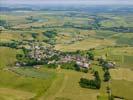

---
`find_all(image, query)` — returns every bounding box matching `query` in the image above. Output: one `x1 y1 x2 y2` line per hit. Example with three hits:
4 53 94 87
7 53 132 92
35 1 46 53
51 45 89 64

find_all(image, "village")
16 43 91 69
16 42 116 71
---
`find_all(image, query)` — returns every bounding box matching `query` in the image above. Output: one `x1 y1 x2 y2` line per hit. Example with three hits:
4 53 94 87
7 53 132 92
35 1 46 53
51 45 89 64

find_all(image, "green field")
41 68 99 100
0 67 99 100
0 67 57 100
0 65 108 100
94 47 133 68
111 80 133 100
0 88 35 100
0 57 133 100
0 47 23 68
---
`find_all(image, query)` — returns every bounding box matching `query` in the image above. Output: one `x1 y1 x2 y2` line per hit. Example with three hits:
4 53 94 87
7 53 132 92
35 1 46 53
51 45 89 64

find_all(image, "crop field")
111 80 133 100
0 32 22 41
0 47 23 68
100 14 133 28
109 67 133 100
0 30 46 42
110 68 133 81
0 11 89 30
93 66 133 100
12 67 56 79
55 38 115 51
0 67 57 100
40 65 116 100
94 47 133 68
1 11 133 47
0 88 35 100
41 68 99 100
0 53 132 100
0 67 105 100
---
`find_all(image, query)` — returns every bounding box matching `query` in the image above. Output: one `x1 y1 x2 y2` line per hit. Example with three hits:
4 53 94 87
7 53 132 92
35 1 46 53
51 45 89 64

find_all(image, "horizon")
1 0 133 5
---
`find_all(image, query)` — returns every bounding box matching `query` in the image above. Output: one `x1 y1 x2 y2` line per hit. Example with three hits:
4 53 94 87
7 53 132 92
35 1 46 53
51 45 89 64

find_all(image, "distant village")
16 43 116 70
15 43 93 69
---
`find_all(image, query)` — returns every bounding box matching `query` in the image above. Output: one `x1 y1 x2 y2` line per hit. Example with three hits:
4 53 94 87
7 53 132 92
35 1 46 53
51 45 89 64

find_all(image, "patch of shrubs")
104 69 111 82
0 42 18 48
79 71 101 89
0 19 11 29
42 30 57 45
60 62 89 73
43 30 57 38
45 63 57 69
80 68 89 73
31 33 38 39
60 61 76 70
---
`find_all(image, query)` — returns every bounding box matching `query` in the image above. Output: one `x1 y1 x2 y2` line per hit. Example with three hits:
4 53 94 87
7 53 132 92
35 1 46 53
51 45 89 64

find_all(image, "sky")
1 0 133 5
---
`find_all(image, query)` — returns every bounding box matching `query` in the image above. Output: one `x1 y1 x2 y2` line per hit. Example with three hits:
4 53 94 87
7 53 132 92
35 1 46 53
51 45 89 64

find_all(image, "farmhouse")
76 61 91 68
0 26 4 29
105 61 116 68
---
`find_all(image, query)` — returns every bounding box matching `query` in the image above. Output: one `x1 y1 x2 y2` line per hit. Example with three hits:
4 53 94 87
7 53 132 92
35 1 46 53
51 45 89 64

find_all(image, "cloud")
1 0 133 5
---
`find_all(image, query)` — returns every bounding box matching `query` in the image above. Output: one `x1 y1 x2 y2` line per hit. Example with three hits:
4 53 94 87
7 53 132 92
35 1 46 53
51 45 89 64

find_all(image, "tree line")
79 71 101 89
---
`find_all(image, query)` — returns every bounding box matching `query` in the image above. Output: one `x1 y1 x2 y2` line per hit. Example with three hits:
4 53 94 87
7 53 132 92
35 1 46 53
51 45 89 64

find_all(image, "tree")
74 64 80 71
82 68 88 73
95 79 101 89
95 71 100 80
16 54 24 60
43 30 57 38
0 20 10 29
104 70 111 82
87 51 94 60
31 33 38 39
49 54 60 61
94 71 101 89
98 58 105 65
79 71 101 89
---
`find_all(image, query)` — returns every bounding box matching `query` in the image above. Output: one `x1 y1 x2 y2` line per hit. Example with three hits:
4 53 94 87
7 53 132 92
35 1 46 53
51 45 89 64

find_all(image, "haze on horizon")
1 0 133 5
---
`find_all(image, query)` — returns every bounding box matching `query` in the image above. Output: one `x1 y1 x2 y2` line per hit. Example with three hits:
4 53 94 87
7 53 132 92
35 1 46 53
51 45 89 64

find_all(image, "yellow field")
41 69 99 100
110 47 133 56
110 68 133 81
0 88 35 100
0 47 22 68
0 31 22 41
55 38 115 51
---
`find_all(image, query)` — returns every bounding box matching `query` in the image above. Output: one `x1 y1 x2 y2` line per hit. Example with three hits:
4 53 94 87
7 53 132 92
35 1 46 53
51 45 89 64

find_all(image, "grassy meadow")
0 67 57 100
93 47 133 68
0 47 23 68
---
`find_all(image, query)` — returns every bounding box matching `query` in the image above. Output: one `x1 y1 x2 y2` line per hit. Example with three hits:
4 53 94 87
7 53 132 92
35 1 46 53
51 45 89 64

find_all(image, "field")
0 47 23 68
110 68 133 81
41 65 133 100
0 68 56 100
111 80 133 100
109 68 133 100
42 69 99 100
0 67 100 100
0 88 35 100
0 56 133 100
0 46 132 100
94 47 133 68
0 63 109 100
1 11 133 48
55 38 115 51
0 6 133 100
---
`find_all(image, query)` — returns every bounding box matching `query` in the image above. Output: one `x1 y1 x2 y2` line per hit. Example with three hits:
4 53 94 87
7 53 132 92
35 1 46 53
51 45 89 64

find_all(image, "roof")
76 61 89 68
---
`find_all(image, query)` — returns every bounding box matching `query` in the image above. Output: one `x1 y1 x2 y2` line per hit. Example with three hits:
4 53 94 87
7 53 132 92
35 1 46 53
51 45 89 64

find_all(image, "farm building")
76 61 91 69
105 62 116 68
